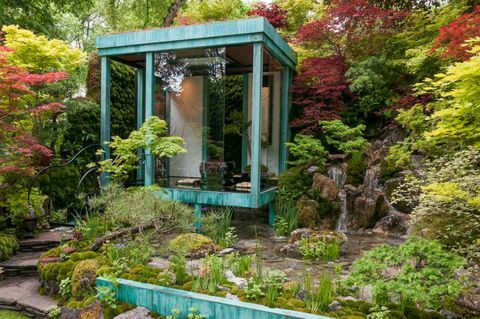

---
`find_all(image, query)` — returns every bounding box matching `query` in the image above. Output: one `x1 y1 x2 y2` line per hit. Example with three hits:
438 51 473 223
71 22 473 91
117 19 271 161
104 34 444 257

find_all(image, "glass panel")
152 45 254 192
261 50 282 190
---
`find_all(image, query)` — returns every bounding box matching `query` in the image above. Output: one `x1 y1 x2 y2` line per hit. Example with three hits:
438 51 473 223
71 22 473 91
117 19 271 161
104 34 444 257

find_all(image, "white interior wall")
168 76 203 177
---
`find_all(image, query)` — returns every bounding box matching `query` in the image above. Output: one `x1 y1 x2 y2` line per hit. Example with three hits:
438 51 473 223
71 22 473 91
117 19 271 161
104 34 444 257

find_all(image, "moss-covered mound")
168 233 215 257
71 259 98 299
0 233 19 260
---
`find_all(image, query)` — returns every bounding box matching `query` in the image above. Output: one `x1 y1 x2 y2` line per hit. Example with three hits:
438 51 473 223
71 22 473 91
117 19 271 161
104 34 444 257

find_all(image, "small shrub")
343 237 466 310
59 277 71 299
299 237 340 261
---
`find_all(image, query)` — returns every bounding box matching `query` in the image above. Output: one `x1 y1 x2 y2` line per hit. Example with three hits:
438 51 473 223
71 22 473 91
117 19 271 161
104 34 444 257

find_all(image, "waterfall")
328 165 347 188
328 164 349 232
363 165 380 190
336 189 348 232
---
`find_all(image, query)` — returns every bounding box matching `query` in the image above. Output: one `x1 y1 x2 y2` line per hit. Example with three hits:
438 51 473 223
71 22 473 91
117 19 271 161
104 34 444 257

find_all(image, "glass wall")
151 45 282 192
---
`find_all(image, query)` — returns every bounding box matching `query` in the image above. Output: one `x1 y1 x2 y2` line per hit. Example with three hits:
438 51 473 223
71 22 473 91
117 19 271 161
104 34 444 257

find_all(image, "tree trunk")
162 0 183 27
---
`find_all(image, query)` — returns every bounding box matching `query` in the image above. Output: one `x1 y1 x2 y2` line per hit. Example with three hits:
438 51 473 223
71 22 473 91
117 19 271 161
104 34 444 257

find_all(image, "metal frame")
97 18 296 224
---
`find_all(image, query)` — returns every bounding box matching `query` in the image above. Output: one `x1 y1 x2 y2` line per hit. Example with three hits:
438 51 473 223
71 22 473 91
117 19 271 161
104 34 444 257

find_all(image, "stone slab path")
0 276 56 318
19 228 73 252
0 251 43 277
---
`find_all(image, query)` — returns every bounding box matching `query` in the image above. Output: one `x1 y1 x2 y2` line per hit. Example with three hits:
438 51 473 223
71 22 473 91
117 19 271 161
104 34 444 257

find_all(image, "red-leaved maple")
290 56 352 133
430 6 480 61
296 0 408 59
247 2 287 29
0 45 67 177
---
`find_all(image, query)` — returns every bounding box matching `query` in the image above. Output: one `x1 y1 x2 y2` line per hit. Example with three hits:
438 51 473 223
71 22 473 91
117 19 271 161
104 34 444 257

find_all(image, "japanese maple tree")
430 6 480 61
247 2 287 29
0 45 67 178
290 55 352 134
296 0 408 59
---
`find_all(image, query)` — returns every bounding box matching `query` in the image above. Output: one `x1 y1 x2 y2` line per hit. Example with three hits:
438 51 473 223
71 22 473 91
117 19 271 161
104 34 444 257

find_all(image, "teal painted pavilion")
97 18 297 225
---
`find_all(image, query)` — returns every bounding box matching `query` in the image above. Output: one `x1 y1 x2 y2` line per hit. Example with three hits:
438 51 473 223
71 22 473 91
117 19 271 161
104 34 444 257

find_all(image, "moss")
168 233 214 256
71 259 98 299
288 298 306 308
358 302 374 314
70 251 97 262
0 234 19 260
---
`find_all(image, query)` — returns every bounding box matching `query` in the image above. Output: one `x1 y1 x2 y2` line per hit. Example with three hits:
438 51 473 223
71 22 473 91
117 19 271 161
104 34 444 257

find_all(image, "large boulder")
346 188 389 231
113 307 154 319
372 214 409 235
311 174 339 202
296 197 321 228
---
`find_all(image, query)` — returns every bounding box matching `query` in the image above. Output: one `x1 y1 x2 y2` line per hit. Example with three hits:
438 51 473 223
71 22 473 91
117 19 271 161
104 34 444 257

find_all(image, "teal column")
136 68 145 183
145 53 155 186
194 203 202 231
278 67 291 173
100 57 111 187
241 73 249 172
251 43 263 197
269 203 275 227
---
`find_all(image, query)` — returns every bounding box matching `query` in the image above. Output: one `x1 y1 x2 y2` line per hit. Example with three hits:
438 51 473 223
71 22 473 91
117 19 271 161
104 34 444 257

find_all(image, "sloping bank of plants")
36 183 470 318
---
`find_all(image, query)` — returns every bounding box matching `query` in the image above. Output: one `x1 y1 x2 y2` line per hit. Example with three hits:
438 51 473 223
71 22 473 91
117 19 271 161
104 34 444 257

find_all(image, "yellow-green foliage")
0 233 18 261
417 40 480 149
71 259 98 299
2 25 85 73
168 233 214 255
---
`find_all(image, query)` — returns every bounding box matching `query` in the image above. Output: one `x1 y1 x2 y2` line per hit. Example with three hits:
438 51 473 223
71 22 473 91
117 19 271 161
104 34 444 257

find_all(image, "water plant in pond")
299 237 340 261
229 253 252 278
192 255 227 293
274 198 298 236
304 272 334 313
202 206 236 248
170 255 188 285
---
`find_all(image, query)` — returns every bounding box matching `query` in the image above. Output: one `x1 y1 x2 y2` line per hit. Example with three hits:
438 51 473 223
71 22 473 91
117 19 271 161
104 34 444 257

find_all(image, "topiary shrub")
0 233 19 260
168 233 216 258
71 259 98 299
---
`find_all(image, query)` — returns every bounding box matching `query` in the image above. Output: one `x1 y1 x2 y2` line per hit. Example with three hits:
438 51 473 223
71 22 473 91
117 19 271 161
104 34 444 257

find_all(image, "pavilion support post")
100 57 111 188
251 43 263 197
194 203 202 231
241 73 249 172
136 68 145 183
279 67 291 173
144 53 155 186
269 202 275 227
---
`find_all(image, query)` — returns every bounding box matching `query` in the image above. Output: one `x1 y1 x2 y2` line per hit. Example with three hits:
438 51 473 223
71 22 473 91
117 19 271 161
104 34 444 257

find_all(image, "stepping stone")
0 251 43 277
0 276 56 318
19 229 73 252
